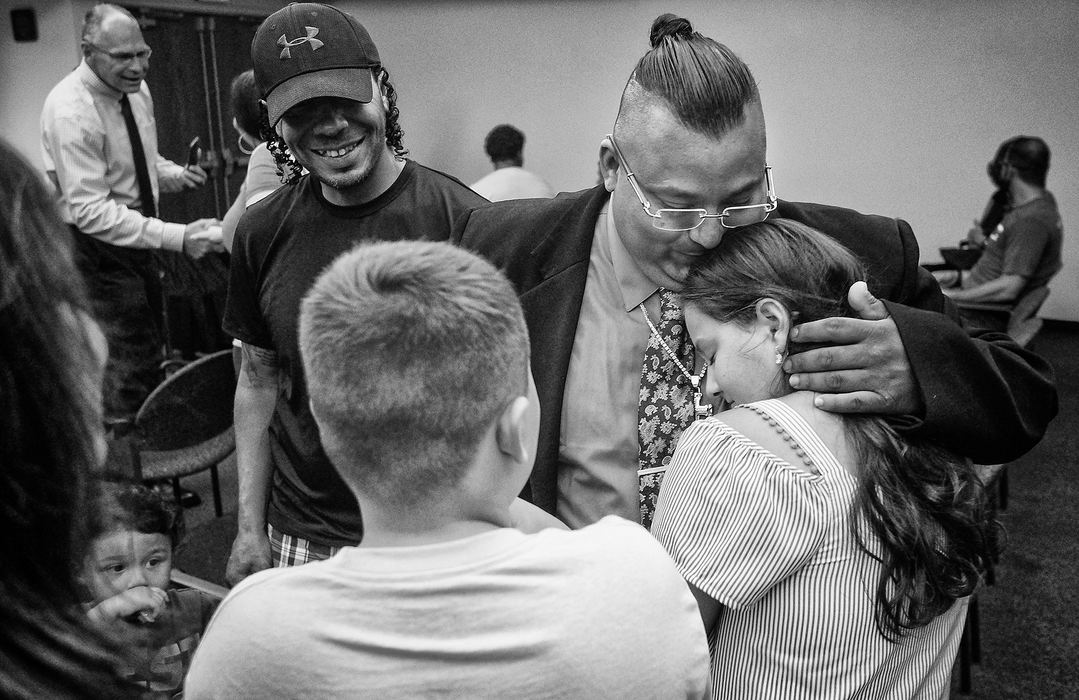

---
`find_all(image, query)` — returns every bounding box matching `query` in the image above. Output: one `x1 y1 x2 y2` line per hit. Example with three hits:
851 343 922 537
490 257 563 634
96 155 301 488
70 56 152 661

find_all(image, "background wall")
2 0 1076 320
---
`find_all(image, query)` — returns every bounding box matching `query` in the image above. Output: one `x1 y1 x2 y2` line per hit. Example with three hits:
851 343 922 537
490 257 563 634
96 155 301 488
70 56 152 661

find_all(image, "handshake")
183 218 226 260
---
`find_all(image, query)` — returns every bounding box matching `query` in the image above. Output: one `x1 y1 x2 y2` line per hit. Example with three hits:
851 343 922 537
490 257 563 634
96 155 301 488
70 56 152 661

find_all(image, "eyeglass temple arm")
606 133 656 214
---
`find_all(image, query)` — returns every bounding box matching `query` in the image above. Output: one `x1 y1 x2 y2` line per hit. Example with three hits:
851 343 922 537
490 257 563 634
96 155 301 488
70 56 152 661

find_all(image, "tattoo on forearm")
241 343 282 387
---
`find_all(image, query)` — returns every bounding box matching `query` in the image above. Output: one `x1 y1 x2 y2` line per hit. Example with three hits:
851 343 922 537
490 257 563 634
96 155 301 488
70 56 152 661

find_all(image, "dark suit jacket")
453 186 1057 514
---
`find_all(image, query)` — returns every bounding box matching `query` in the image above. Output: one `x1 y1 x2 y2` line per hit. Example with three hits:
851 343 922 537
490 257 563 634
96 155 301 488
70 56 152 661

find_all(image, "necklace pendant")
690 375 713 421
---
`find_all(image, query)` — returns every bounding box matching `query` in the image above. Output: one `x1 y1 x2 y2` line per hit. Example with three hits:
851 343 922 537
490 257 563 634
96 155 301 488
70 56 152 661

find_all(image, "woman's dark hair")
0 137 138 697
229 69 262 140
681 218 992 641
619 14 759 139
87 473 180 548
266 66 408 185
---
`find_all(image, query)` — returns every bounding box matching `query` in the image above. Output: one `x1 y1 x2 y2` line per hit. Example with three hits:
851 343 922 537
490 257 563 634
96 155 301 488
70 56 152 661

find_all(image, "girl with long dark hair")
652 218 992 699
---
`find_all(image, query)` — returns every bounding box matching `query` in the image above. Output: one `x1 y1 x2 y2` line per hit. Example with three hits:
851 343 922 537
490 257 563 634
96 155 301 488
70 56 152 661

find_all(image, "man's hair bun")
649 13 694 48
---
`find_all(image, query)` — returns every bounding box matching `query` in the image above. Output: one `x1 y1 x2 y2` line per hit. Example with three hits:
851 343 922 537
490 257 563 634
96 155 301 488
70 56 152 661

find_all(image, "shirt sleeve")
155 154 189 194
42 109 185 252
243 144 284 206
651 420 828 610
222 214 273 348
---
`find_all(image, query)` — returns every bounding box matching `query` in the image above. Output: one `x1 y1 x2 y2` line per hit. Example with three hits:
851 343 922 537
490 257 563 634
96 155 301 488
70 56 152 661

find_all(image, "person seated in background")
80 474 218 697
470 123 555 201
652 219 993 699
0 136 138 698
220 69 284 253
939 136 1063 331
185 240 710 699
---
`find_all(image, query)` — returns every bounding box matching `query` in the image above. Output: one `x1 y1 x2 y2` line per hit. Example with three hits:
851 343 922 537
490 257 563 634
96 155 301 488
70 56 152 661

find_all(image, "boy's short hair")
87 473 179 546
299 240 530 509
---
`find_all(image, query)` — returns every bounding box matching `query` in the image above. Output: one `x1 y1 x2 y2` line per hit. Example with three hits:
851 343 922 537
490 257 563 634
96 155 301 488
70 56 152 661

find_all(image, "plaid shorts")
267 523 342 567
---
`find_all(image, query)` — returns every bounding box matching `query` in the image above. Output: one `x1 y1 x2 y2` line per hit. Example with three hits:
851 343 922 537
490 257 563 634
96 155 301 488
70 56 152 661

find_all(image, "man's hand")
179 164 209 189
182 219 224 259
965 220 987 247
225 528 272 587
783 281 922 415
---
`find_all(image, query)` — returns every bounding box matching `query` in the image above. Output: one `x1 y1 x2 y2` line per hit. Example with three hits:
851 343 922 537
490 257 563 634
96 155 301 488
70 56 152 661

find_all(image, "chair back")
1007 286 1050 347
134 349 236 453
1007 286 1049 332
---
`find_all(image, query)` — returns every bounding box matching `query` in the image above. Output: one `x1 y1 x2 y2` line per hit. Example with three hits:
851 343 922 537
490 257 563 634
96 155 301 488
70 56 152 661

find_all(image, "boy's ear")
495 395 531 464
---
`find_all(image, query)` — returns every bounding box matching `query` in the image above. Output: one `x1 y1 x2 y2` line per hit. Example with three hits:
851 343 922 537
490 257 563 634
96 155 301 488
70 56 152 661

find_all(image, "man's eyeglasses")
86 43 152 63
607 133 776 232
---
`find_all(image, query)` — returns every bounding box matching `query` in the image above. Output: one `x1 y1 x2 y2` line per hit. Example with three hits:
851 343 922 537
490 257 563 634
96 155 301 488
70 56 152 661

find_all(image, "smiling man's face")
277 73 392 205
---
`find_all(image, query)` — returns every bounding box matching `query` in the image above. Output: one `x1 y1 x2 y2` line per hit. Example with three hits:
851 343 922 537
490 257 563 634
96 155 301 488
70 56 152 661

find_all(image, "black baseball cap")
252 3 381 126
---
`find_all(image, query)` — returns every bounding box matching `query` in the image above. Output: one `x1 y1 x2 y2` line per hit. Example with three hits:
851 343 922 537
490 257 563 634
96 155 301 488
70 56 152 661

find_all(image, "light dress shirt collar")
605 203 661 313
76 60 125 101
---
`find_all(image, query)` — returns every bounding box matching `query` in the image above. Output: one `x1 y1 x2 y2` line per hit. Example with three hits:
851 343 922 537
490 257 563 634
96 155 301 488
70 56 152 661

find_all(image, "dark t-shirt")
968 192 1063 291
224 160 488 546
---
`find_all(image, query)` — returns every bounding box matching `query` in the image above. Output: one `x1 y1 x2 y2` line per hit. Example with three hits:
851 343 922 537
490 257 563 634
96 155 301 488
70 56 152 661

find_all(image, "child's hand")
88 586 169 625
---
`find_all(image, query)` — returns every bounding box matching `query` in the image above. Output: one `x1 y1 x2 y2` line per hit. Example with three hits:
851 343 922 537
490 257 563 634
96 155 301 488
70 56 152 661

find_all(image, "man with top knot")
452 13 1056 529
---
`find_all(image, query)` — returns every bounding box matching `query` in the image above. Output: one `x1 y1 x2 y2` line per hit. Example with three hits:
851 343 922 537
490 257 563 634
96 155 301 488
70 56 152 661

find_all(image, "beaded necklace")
638 303 712 421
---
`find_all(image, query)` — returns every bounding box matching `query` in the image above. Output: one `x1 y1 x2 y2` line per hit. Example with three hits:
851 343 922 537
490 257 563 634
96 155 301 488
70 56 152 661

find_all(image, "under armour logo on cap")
253 2 382 125
277 26 324 59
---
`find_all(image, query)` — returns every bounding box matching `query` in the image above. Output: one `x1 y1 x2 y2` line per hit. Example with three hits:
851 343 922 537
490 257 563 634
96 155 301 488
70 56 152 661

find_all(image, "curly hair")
86 473 180 548
680 218 993 641
266 66 408 186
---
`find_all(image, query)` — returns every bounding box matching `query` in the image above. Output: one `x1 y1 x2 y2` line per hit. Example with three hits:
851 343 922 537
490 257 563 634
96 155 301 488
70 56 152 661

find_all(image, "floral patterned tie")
638 289 696 529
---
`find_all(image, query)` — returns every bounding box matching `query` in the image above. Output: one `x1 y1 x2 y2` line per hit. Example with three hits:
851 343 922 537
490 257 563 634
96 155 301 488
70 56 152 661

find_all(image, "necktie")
119 93 157 218
638 289 696 529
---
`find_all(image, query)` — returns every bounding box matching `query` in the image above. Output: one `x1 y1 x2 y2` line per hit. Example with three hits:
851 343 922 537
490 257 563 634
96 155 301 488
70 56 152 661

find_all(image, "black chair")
129 348 237 517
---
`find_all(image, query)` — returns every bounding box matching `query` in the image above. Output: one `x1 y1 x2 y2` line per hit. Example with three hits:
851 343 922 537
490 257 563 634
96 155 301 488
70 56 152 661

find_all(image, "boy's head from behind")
299 241 534 512
79 475 178 604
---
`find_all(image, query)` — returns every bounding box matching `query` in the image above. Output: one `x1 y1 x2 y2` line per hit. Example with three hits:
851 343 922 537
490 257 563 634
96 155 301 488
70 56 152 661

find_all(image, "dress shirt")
556 204 663 528
41 61 188 251
470 166 555 202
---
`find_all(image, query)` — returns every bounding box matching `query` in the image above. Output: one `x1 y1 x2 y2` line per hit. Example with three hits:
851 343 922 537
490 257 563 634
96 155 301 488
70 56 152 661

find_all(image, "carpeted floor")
957 323 1079 698
165 325 1079 697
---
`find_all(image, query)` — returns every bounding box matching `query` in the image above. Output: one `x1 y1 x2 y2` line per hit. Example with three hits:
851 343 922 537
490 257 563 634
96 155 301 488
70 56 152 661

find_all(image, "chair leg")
210 463 223 517
969 596 981 664
998 468 1009 511
959 616 972 694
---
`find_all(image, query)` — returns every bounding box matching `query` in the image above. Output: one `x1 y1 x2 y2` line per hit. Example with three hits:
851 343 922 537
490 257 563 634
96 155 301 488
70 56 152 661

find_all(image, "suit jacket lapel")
519 185 610 512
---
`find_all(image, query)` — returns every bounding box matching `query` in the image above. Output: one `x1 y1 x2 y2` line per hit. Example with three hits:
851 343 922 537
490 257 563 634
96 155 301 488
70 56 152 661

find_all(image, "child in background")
80 475 218 698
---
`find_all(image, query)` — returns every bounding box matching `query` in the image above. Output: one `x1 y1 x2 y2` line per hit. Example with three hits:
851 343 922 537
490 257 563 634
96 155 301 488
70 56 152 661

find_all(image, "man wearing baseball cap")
223 2 487 585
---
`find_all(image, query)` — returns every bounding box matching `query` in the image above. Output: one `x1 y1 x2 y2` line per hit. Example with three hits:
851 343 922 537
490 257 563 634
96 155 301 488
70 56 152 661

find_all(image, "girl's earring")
775 347 785 365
